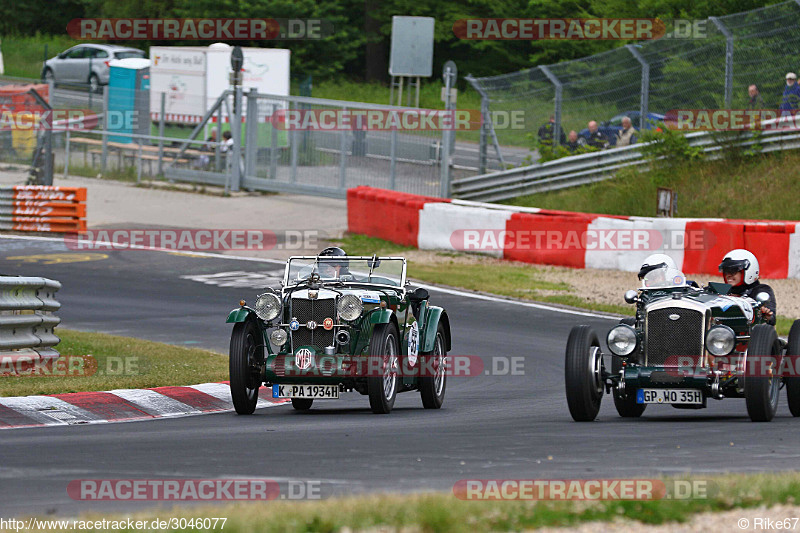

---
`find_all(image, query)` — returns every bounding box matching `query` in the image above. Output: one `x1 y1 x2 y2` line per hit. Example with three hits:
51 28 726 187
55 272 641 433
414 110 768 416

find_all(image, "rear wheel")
420 323 447 409
367 322 399 414
786 320 800 417
89 73 100 93
291 398 313 411
745 324 781 422
565 325 604 421
229 320 263 415
611 356 646 418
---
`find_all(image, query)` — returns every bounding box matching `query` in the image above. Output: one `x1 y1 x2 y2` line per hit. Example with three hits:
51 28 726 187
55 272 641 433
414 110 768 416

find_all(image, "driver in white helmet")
719 249 776 325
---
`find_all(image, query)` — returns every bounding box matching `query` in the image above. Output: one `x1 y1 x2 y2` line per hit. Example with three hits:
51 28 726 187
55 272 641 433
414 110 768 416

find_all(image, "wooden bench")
89 150 191 174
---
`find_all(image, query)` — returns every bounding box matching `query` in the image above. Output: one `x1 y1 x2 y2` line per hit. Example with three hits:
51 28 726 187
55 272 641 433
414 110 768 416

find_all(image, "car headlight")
254 293 281 321
706 325 735 356
607 325 637 356
269 328 288 346
337 294 363 321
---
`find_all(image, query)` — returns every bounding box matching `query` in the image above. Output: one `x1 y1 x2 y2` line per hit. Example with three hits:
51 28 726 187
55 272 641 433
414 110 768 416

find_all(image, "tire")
785 320 800 417
367 322 399 414
420 323 447 409
745 324 781 422
565 325 604 421
229 320 263 415
291 398 313 411
89 73 100 93
42 69 55 84
611 355 646 417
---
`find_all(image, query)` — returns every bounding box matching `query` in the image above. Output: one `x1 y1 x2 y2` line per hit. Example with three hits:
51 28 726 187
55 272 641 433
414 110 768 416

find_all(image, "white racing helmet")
638 253 678 280
719 249 759 285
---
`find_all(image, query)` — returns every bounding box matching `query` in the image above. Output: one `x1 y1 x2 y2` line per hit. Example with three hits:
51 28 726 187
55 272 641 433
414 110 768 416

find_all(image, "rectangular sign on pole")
389 16 435 78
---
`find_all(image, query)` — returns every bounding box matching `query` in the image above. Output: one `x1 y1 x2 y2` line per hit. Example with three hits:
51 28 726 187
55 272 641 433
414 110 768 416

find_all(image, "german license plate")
272 384 339 399
636 389 702 404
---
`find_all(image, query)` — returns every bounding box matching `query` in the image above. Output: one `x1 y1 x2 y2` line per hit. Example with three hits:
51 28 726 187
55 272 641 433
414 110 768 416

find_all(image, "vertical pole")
64 127 70 179
389 127 397 190
710 17 733 108
215 102 223 172
231 86 243 192
244 88 258 179
339 106 348 191
270 103 278 181
626 45 650 131
479 97 488 174
415 76 420 108
440 66 454 198
290 101 298 182
136 139 142 183
158 92 165 175
101 88 109 174
540 65 562 147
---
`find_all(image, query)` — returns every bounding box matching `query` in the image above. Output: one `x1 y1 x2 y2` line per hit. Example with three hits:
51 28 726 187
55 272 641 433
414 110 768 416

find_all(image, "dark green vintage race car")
566 265 800 422
226 255 451 414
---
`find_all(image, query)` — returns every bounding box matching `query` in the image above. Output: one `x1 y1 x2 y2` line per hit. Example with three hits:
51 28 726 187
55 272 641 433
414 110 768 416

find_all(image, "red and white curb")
0 382 288 430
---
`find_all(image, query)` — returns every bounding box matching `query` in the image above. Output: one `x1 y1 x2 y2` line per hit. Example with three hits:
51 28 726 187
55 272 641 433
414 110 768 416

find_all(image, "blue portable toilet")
107 58 151 143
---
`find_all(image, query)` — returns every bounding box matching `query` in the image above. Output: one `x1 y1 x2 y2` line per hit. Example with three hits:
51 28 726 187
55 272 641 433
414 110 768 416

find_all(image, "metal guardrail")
451 126 800 202
0 276 62 361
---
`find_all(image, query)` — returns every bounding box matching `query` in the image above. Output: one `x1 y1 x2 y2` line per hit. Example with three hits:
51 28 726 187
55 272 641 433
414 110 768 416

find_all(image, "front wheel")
420 323 447 409
565 325 604 421
611 355 646 418
745 324 781 422
229 320 263 415
785 320 800 417
89 73 101 94
43 69 55 84
367 322 399 414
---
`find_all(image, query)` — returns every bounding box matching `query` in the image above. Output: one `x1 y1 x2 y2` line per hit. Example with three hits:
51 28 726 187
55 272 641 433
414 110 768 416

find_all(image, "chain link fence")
467 0 800 172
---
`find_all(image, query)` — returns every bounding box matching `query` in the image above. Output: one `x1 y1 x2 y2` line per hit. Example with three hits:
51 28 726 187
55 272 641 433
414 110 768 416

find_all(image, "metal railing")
467 1 800 173
452 125 800 202
0 276 61 361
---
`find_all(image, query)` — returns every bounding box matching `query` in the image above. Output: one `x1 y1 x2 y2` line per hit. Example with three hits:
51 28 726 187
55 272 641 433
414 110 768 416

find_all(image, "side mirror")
755 292 770 305
624 290 638 304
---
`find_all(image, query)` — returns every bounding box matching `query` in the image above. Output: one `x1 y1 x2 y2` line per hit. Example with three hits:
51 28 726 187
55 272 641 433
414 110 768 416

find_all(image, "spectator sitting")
565 130 580 152
220 130 234 153
747 84 764 110
615 116 637 147
579 120 609 150
537 114 566 146
780 72 800 111
197 128 218 169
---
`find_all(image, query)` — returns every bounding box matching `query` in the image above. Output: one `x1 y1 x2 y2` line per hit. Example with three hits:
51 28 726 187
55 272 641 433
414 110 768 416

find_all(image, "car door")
58 46 89 82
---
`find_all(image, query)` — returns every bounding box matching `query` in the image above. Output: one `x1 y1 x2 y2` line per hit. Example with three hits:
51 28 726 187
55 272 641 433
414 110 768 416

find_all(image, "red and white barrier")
347 186 800 279
0 186 87 233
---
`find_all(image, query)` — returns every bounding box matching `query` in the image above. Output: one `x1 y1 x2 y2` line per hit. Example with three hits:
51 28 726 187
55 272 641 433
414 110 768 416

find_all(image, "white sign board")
389 16 435 77
149 46 290 123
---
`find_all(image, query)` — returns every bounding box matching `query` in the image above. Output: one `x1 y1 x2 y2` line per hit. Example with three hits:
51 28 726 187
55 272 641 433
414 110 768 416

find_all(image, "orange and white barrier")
347 186 800 279
0 186 87 233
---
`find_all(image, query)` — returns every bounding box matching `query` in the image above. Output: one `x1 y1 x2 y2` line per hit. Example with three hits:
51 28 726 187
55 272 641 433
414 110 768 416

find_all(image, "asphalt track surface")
0 236 798 516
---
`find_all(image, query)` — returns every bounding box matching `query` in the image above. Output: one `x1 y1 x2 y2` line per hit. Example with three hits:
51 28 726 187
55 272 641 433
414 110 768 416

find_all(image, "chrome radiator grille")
645 307 704 366
290 298 336 351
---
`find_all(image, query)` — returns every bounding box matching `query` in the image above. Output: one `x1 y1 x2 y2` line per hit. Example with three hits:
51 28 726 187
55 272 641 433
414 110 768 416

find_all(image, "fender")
226 307 253 323
422 306 452 352
367 308 393 325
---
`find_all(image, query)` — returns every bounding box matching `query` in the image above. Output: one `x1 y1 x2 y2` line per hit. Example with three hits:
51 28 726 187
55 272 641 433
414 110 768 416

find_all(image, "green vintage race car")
565 265 800 422
226 254 451 414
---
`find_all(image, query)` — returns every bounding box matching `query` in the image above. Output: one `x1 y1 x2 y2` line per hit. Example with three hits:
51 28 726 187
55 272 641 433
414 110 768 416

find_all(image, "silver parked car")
41 44 145 91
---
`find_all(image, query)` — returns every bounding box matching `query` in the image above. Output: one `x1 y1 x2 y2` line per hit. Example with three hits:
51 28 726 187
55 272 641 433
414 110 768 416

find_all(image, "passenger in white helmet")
719 249 776 325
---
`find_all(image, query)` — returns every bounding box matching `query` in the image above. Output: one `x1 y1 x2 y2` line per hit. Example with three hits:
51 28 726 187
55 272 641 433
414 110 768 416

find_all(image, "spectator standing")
580 121 609 149
565 130 580 152
780 72 800 111
537 115 566 146
615 116 637 147
747 84 764 110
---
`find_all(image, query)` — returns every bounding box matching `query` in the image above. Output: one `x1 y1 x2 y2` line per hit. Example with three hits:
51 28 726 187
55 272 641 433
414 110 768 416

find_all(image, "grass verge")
55 473 800 532
505 150 800 220
331 234 794 336
0 329 227 397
